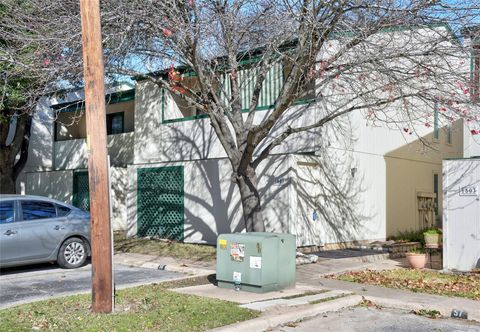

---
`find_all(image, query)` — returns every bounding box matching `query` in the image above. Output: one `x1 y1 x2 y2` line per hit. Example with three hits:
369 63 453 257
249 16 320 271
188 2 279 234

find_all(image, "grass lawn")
113 233 216 262
0 277 258 331
329 269 480 301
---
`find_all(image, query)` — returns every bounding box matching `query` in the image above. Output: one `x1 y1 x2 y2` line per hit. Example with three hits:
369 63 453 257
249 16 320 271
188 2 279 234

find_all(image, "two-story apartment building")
19 26 480 247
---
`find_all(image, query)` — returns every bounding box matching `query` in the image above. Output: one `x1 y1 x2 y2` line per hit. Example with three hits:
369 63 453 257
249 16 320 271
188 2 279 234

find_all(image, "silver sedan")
0 195 91 269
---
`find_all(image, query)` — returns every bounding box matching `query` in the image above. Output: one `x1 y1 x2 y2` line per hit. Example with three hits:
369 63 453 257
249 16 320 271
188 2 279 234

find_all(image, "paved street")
272 307 480 332
0 261 181 309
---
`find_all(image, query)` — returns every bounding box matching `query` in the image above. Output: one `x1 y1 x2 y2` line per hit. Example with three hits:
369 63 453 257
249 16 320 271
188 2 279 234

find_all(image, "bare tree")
0 1 85 193
2 1 479 232
105 0 480 231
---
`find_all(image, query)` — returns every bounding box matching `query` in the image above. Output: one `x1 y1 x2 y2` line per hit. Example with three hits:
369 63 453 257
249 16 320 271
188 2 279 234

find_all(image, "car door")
0 200 23 264
18 200 69 260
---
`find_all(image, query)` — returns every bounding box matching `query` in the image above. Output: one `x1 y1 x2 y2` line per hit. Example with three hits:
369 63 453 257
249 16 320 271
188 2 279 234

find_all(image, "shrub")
388 228 427 245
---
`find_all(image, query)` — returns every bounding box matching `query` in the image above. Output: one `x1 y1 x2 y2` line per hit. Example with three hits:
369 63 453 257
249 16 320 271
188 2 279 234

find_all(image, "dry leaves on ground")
329 269 480 301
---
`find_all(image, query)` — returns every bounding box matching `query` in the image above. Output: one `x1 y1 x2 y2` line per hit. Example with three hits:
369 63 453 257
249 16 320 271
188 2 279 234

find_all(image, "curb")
116 258 215 276
364 296 480 322
210 295 363 332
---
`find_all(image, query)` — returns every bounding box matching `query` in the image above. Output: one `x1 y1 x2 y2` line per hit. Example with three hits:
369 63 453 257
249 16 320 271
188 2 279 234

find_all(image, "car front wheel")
57 237 88 269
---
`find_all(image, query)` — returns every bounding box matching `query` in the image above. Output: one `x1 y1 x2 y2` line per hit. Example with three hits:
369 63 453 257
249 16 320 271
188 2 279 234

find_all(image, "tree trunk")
237 167 266 232
0 114 32 194
0 157 16 194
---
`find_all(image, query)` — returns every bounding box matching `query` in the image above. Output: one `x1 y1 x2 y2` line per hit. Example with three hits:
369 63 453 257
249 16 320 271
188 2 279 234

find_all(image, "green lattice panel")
137 166 184 241
72 170 90 211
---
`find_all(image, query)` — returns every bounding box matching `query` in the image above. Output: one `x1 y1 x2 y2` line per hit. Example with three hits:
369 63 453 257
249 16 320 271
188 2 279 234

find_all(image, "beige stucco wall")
134 80 320 164
384 120 464 236
25 170 74 204
126 155 302 245
24 167 128 231
53 132 134 170
294 151 387 246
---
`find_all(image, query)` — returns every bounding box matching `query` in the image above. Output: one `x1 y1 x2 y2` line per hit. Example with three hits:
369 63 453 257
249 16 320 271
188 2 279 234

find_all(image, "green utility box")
216 232 296 293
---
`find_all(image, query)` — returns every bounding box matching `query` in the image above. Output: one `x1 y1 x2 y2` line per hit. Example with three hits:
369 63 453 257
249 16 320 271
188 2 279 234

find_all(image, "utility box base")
216 232 296 293
217 281 287 293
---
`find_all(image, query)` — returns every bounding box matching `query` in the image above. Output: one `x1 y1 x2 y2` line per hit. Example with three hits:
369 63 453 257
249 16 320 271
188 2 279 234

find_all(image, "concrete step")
240 289 353 311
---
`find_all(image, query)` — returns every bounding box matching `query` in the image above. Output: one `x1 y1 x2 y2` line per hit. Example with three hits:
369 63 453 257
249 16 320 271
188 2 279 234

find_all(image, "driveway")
0 261 181 309
272 306 480 332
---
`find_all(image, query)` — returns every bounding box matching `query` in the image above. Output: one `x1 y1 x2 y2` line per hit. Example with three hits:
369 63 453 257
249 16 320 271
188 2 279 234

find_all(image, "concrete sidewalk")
314 277 480 322
114 251 479 329
114 252 215 275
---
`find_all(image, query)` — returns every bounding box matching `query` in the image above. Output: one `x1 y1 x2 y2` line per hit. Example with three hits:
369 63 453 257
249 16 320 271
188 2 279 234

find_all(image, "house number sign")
459 186 478 196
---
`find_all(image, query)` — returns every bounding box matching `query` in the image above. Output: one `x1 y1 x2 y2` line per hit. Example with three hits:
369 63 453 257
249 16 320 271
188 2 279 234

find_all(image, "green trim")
293 98 316 105
160 100 317 124
162 113 209 123
52 89 135 113
329 22 460 44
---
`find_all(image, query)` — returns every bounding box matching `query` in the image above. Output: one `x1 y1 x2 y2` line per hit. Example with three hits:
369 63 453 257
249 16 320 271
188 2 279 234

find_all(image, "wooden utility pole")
79 0 113 313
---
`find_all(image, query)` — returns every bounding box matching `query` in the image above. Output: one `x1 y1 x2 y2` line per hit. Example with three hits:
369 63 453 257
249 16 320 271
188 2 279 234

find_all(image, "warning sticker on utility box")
230 243 245 262
219 239 227 249
250 256 262 269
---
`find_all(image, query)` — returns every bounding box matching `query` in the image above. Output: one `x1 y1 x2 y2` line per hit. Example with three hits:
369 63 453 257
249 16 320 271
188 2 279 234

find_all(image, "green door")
137 166 184 240
72 170 90 211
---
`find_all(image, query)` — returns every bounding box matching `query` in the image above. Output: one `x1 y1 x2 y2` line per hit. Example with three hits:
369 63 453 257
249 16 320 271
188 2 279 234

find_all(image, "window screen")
21 201 57 221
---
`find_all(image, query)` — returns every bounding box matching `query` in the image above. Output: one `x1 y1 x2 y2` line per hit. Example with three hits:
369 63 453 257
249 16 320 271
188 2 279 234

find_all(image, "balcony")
54 132 134 170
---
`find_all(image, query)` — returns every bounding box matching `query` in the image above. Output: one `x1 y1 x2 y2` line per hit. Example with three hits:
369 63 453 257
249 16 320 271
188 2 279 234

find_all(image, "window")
0 201 14 224
106 112 124 135
21 201 57 221
56 205 71 217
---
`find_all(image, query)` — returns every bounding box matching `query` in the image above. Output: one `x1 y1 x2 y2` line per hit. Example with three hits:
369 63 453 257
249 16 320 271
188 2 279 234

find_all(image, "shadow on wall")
157 123 296 244
126 105 374 246
385 121 464 237
293 148 372 246
128 84 377 245
25 170 74 204
443 160 480 201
